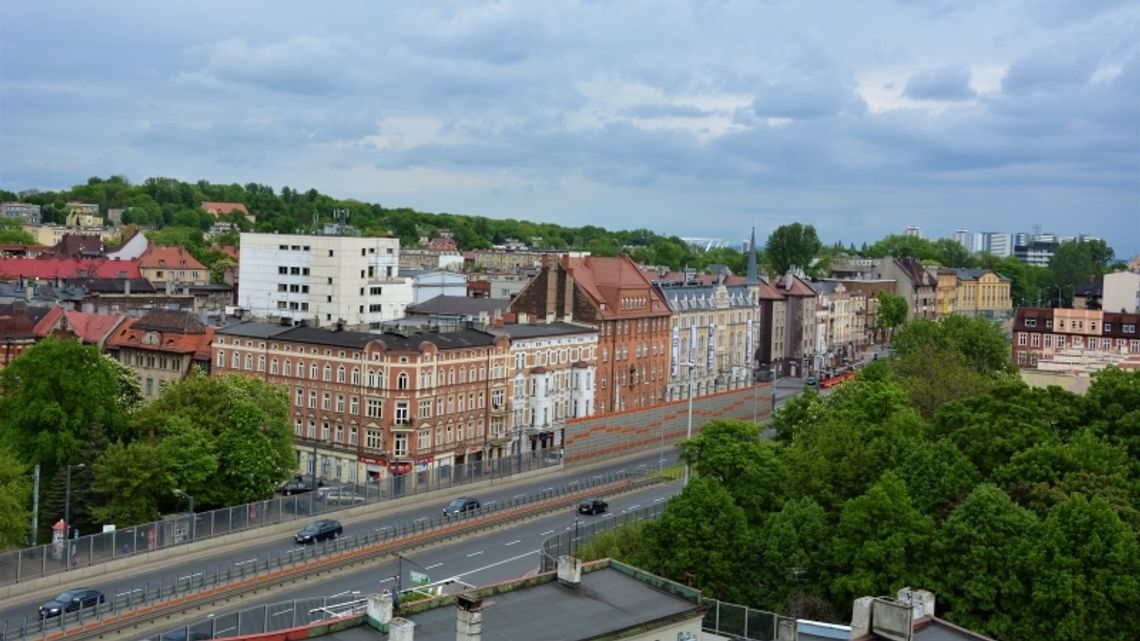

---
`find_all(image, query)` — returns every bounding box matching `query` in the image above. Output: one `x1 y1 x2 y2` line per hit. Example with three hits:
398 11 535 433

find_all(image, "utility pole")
30 464 40 545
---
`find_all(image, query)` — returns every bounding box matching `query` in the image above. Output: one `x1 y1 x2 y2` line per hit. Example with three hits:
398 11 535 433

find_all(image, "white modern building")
238 232 413 329
407 269 468 304
1104 271 1140 314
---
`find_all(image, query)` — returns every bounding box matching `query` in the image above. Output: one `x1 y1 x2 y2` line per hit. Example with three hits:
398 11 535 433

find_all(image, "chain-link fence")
0 467 637 641
0 452 565 587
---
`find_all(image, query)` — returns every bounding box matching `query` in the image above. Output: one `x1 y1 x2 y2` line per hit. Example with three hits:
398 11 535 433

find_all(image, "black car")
294 519 343 544
279 475 324 496
578 498 608 515
39 588 104 618
443 497 481 517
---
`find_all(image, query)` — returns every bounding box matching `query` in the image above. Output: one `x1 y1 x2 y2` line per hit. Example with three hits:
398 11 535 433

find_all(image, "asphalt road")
1 379 805 631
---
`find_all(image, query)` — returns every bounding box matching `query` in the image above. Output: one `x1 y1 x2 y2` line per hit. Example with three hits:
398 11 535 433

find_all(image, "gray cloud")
904 66 976 101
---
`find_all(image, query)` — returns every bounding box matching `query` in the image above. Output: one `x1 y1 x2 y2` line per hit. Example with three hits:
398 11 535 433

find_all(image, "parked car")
804 375 819 388
443 497 481 517
294 519 343 544
279 475 325 496
39 588 104 618
578 498 608 515
319 488 365 504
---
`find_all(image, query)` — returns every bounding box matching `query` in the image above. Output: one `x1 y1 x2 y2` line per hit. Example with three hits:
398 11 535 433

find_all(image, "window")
395 402 409 424
335 423 344 443
337 366 346 383
322 392 331 410
310 364 318 379
419 399 432 419
1105 323 1112 332
307 420 316 439
350 396 359 415
366 429 382 450
295 387 304 406
258 355 266 372
216 350 225 367
244 354 253 370
324 365 332 381
366 398 383 418
336 394 345 412
349 425 358 445
352 368 361 385
394 434 408 456
397 372 409 390
418 430 430 451
270 358 279 375
321 422 330 441
309 390 318 408
1031 333 1040 347
1125 324 1137 333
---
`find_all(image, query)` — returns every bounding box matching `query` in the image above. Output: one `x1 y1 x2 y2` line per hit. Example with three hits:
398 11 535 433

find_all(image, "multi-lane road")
1 379 806 633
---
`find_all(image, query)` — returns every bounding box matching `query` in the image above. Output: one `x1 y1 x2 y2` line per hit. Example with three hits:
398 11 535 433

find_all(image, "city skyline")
1 1 1137 255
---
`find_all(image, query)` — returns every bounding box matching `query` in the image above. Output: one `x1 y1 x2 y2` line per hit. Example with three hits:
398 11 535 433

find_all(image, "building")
1013 238 1058 267
105 309 215 400
22 224 120 246
1012 307 1140 371
398 248 464 271
495 321 598 457
212 323 510 485
201 201 254 223
952 229 970 250
811 280 863 370
1 202 41 224
509 255 671 414
467 272 531 299
904 225 921 237
655 276 761 399
774 273 819 376
237 232 413 329
0 257 141 281
405 270 467 304
1103 271 1140 313
402 296 510 329
942 268 1013 319
874 257 938 320
105 230 149 260
138 245 209 287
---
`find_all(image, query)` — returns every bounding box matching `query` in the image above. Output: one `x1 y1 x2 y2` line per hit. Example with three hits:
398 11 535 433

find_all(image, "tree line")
578 316 1140 641
0 339 294 547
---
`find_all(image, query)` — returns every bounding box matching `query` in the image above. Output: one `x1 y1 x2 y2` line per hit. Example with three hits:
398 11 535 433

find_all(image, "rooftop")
405 295 508 318
493 321 598 339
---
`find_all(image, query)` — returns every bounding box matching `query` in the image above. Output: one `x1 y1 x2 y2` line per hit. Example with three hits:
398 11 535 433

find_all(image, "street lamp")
770 366 777 418
64 463 85 569
174 489 195 541
683 362 695 487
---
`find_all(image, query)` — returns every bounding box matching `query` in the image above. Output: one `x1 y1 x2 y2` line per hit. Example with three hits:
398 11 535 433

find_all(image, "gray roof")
392 566 702 641
947 268 1010 282
406 295 508 317
656 282 755 311
274 325 499 352
494 321 598 339
214 321 289 339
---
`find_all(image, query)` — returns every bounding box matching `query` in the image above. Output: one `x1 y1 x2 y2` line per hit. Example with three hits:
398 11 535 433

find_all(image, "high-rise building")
904 225 922 238
238 232 413 329
952 229 970 250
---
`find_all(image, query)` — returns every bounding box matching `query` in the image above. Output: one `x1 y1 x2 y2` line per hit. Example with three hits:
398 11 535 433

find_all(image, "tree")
861 234 938 261
875 292 907 339
829 472 935 607
932 238 976 268
895 439 980 518
756 498 831 615
0 218 35 244
0 447 31 549
677 419 788 521
766 223 822 276
636 477 757 603
1023 495 1140 641
1050 239 1115 292
0 338 140 481
90 440 164 526
933 484 1036 639
130 371 293 507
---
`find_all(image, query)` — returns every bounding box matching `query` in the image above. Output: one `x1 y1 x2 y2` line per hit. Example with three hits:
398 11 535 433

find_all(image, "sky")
1 1 1137 257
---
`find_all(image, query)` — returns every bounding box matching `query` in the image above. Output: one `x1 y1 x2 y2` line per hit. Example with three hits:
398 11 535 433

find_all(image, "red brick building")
509 255 671 413
212 323 510 484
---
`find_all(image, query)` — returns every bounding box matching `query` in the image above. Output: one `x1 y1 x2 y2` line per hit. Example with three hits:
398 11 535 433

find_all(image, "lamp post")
64 463 85 569
174 489 195 541
683 362 695 487
770 366 777 418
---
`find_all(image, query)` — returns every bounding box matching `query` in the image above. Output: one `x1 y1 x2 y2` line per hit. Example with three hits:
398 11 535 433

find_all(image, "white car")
318 488 365 503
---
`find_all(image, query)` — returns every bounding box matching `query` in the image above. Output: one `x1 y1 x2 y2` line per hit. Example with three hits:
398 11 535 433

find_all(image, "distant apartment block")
1012 306 1140 371
1103 271 1140 314
952 229 970 249
903 225 921 238
238 232 412 329
1 203 41 224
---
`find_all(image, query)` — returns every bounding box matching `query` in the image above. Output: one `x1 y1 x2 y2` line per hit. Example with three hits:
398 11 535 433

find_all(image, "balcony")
490 402 508 415
391 418 414 432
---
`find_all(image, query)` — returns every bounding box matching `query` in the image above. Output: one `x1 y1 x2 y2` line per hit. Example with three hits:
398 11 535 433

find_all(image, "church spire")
746 226 758 284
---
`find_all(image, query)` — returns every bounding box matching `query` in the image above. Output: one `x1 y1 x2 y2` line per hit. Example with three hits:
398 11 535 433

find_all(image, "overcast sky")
1 1 1137 256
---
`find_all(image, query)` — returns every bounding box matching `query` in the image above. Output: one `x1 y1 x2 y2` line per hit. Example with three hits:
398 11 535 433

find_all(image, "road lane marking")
425 563 444 570
540 530 554 536
379 577 395 584
465 550 484 557
505 540 521 546
115 588 142 599
454 550 539 579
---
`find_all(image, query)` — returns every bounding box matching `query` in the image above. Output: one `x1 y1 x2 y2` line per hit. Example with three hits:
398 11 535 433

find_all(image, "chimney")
556 555 581 588
455 593 483 641
897 587 935 619
25 283 34 301
124 279 131 296
389 618 415 641
545 258 557 319
367 592 394 628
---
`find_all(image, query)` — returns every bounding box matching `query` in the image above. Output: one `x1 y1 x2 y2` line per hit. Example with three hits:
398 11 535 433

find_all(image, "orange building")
509 255 671 413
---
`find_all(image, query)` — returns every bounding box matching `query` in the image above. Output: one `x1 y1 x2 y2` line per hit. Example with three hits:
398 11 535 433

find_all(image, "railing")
0 453 564 587
539 503 666 572
0 468 642 641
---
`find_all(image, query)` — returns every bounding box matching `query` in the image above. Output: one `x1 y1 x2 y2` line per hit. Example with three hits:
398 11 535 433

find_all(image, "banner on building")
688 324 697 365
707 323 716 371
746 319 754 368
671 326 680 376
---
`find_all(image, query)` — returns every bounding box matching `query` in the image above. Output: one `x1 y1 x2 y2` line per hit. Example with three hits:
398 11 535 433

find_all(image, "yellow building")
947 268 1013 319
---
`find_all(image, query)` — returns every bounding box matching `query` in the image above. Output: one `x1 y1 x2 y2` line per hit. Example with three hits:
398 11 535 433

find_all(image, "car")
804 375 819 388
442 497 481 517
39 588 104 618
294 519 343 544
279 475 324 496
578 498 608 515
319 488 365 504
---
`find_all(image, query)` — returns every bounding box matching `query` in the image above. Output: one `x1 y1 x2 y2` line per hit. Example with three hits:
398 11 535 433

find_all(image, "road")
1 379 805 629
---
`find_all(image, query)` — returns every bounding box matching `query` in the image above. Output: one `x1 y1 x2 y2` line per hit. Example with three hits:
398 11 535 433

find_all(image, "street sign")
410 570 430 586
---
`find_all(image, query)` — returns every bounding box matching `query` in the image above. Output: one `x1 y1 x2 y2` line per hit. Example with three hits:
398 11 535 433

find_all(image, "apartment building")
509 255 671 413
138 245 209 287
656 278 761 400
1103 271 1140 314
949 268 1012 319
105 309 215 400
1012 307 1140 369
773 273 817 376
874 257 938 321
812 281 863 370
495 321 598 457
1 203 41 224
212 323 510 484
238 232 413 329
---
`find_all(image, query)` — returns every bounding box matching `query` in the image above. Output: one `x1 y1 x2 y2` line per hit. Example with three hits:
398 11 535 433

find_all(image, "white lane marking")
653 497 665 503
379 577 395 584
425 562 444 570
115 588 142 599
177 572 203 582
505 539 521 546
542 487 553 492
513 494 525 499
628 504 640 510
539 530 554 536
465 550 484 558
273 608 293 616
454 550 539 579
330 590 355 598
234 557 258 567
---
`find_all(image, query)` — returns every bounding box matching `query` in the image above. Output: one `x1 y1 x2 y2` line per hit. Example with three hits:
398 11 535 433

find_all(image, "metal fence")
0 453 565 587
0 467 635 641
701 598 785 641
538 502 667 573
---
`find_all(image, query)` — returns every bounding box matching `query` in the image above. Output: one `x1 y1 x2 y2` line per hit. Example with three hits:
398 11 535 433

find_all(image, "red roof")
562 255 670 319
139 246 206 270
0 257 141 280
106 315 215 358
774 274 817 297
62 310 127 344
201 202 250 217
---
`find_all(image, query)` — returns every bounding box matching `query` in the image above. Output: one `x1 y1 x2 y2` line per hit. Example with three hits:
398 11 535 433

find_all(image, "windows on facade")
336 394 345 412
366 398 383 418
395 402 409 424
397 372 409 390
295 387 304 406
350 396 359 415
309 390 318 408
349 425 358 445
365 430 382 450
394 434 408 456
216 350 225 367
418 430 430 451
419 399 432 419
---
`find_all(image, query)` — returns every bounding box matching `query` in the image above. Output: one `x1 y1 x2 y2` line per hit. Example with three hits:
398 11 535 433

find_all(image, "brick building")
509 255 671 413
105 309 215 400
1012 307 1140 370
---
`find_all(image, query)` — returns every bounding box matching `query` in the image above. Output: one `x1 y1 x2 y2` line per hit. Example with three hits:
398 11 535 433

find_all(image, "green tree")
636 477 757 603
829 472 934 607
766 223 822 276
575 521 646 563
933 484 1036 639
756 498 831 615
0 218 35 244
1080 367 1140 470
875 292 908 339
0 339 140 481
90 441 164 526
1023 495 1140 641
861 234 938 261
677 419 788 521
895 439 980 519
0 447 32 549
932 238 976 268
